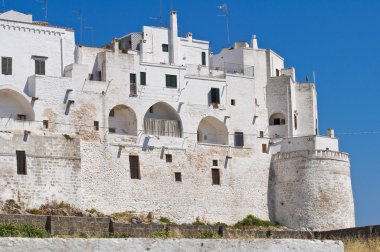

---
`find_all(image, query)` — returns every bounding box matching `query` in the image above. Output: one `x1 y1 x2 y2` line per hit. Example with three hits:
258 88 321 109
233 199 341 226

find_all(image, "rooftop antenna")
149 0 164 27
217 3 231 47
84 26 94 46
36 0 48 21
73 10 84 44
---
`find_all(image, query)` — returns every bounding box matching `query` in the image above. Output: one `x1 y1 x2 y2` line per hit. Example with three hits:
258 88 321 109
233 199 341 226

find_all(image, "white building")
0 10 355 231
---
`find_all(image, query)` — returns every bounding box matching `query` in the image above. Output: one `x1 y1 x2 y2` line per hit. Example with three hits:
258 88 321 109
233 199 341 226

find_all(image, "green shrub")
159 217 171 224
149 231 170 238
196 230 220 239
0 224 50 238
107 233 133 238
234 215 279 228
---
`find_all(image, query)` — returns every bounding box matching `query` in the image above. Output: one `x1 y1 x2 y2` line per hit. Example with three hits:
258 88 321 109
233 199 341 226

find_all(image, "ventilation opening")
174 172 182 182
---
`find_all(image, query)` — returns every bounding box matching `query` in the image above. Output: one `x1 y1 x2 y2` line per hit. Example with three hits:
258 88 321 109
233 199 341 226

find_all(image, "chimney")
186 32 193 42
251 35 258 49
327 128 335 138
169 11 179 65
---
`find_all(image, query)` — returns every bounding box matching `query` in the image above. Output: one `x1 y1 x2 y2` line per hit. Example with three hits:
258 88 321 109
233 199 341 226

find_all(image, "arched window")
197 116 228 145
143 102 182 137
269 113 286 126
108 105 137 135
0 88 35 120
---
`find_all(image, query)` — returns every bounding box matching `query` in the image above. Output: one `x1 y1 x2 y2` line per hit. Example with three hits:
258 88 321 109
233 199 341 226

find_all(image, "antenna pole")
218 4 231 47
36 0 48 21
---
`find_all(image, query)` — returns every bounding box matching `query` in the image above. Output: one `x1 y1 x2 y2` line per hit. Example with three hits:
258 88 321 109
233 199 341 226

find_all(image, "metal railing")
186 62 254 79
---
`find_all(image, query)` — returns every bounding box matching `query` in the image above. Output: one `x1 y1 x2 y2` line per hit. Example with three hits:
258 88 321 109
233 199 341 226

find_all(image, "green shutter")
1 57 6 74
201 52 206 65
166 75 177 88
140 72 146 85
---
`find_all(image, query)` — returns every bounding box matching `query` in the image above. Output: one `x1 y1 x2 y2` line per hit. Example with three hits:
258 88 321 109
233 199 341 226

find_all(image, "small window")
129 155 141 179
1 57 12 75
211 88 220 104
259 131 264 138
109 109 115 117
16 151 26 175
234 132 244 147
166 74 177 88
294 114 298 130
201 52 206 66
162 44 169 52
140 72 146 85
212 160 218 166
174 172 182 182
165 154 172 163
231 99 235 106
262 144 267 153
109 128 116 133
211 169 220 185
94 121 99 131
88 73 94 80
35 59 46 75
43 120 49 129
130 73 136 84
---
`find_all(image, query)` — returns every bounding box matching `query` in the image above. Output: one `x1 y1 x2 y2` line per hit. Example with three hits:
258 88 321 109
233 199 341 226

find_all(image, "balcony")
186 62 254 79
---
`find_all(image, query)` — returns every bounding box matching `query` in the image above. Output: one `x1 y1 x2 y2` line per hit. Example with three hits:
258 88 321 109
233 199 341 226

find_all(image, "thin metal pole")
218 4 231 47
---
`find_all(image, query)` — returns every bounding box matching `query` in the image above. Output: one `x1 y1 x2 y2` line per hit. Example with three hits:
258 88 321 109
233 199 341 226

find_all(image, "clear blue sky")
4 0 380 227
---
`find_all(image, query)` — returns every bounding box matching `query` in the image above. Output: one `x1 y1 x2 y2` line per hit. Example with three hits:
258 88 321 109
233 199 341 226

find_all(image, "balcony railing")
130 83 137 97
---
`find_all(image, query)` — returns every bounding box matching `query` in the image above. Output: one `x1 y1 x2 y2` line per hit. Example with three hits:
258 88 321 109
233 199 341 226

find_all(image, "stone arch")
197 116 228 145
0 87 35 120
269 112 286 125
108 104 137 135
143 102 182 137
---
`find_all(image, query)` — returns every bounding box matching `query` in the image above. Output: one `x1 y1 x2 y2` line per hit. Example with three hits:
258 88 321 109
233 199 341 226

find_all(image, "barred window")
1 57 12 75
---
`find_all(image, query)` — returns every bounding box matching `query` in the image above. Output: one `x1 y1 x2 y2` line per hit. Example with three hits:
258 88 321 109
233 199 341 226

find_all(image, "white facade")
0 10 354 230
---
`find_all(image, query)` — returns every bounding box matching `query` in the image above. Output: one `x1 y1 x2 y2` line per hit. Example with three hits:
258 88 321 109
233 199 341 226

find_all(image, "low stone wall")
0 238 344 252
0 214 378 240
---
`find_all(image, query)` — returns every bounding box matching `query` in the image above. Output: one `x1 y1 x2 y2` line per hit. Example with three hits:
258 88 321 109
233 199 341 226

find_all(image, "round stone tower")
269 150 355 231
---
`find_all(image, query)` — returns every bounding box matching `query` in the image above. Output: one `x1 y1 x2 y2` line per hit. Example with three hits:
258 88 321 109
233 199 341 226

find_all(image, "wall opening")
108 105 137 135
0 89 35 121
129 155 141 179
143 102 182 137
197 116 228 145
269 113 286 125
16 150 26 175
212 169 220 185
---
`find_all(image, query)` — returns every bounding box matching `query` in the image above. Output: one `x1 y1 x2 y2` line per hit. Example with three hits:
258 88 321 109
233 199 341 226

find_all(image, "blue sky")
4 0 380 227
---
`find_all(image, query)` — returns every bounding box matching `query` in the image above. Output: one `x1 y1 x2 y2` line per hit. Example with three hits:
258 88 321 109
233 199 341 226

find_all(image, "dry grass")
344 237 380 252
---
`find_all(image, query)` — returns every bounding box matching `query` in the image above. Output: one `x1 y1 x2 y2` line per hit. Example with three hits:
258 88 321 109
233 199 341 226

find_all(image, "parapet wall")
269 150 355 231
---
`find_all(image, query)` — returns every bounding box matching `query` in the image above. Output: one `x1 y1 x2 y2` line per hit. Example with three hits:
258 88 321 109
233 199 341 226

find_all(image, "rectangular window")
259 131 264 138
273 118 281 125
17 114 26 120
211 169 220 185
88 73 94 80
175 172 182 182
35 59 46 75
129 155 141 179
140 72 146 85
43 120 49 129
165 74 177 88
231 99 235 106
212 160 218 166
211 88 220 104
109 128 116 133
94 121 99 131
162 44 169 52
201 52 206 66
262 144 267 153
130 73 136 84
234 132 244 147
165 154 172 163
16 151 26 175
1 57 12 75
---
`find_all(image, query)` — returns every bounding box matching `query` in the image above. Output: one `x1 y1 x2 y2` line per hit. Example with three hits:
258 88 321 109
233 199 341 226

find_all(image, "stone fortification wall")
0 133 81 208
80 140 272 225
269 150 355 231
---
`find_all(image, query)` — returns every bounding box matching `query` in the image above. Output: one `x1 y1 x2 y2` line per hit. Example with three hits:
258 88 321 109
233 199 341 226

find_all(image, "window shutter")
234 132 244 147
140 72 146 85
212 169 220 185
201 52 206 66
129 155 141 179
166 75 177 88
16 151 26 175
1 58 6 74
211 88 220 104
8 58 12 75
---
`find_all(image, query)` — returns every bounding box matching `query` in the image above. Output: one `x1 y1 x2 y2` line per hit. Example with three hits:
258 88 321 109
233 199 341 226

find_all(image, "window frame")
140 72 146 85
1 57 12 75
129 155 141 179
162 44 169 52
234 132 244 147
211 168 220 185
16 150 27 175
